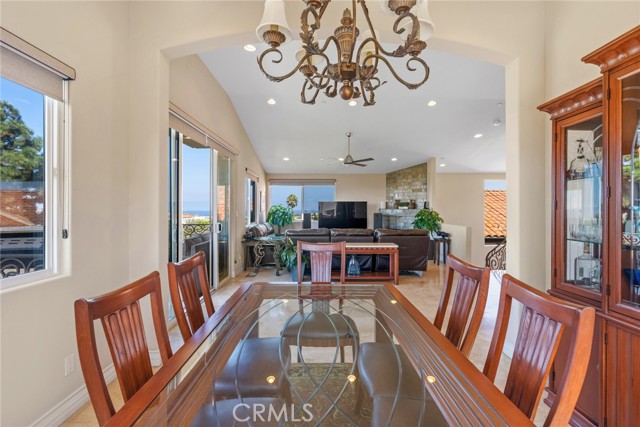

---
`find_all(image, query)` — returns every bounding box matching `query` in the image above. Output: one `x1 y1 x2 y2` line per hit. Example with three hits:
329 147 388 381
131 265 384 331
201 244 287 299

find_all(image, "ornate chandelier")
256 0 434 106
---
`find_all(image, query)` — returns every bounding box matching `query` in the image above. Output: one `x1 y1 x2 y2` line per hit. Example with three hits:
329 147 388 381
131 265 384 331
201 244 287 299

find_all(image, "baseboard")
149 349 162 367
29 364 116 427
502 339 515 359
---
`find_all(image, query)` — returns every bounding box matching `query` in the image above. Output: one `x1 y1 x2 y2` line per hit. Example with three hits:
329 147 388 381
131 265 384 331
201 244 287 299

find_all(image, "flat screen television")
318 201 367 229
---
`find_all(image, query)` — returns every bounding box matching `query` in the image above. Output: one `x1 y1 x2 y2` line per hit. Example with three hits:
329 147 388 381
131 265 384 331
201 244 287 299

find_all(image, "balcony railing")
183 223 211 239
0 228 45 278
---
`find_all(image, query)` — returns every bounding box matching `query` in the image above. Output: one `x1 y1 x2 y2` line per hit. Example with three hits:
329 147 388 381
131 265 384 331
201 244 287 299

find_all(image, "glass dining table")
105 283 533 427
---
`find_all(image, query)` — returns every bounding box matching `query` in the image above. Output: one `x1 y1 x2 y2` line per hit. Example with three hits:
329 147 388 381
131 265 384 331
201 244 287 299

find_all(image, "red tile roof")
484 190 506 238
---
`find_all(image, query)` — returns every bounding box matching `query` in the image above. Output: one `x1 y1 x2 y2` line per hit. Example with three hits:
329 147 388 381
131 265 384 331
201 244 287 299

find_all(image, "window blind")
269 179 336 186
169 103 239 158
0 27 75 101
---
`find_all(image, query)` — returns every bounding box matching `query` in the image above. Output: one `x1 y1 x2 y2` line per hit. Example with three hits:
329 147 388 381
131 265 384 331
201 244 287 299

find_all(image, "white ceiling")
199 35 505 175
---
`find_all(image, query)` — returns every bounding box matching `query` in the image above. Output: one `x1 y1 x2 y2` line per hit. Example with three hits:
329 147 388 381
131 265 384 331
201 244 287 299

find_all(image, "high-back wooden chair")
433 254 490 357
167 251 214 341
296 240 346 284
74 272 173 426
168 251 292 401
483 274 595 427
282 240 357 362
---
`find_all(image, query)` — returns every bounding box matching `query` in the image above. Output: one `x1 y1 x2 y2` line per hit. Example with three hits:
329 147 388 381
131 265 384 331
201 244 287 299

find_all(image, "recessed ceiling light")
439 163 446 167
338 157 344 161
493 119 502 127
391 157 398 161
427 100 437 107
283 157 290 161
243 44 256 52
497 102 504 107
348 100 357 107
474 133 483 139
267 98 276 105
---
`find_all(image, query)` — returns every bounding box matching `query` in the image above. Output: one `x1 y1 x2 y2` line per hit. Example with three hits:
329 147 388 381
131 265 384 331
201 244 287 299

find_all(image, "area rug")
286 363 371 427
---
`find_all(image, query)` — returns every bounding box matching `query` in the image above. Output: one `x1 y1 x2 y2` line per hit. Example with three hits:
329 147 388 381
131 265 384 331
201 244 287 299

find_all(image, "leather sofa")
330 228 374 271
283 227 430 272
374 228 430 272
283 228 331 244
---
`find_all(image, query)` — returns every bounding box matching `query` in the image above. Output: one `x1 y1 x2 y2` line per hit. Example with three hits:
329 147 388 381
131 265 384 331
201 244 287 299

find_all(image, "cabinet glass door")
562 114 603 298
616 67 640 311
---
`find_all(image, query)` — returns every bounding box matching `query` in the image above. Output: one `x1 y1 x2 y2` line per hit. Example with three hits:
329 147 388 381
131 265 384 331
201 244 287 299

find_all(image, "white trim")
29 364 115 427
502 340 515 359
149 349 162 367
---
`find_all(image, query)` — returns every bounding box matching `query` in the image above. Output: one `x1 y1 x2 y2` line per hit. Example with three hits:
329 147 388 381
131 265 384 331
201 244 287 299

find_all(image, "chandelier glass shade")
256 0 434 106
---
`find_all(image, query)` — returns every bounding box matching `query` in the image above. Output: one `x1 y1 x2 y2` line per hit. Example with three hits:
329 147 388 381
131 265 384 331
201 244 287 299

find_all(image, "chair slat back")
297 241 346 284
483 274 595 426
167 251 215 341
74 272 173 426
433 255 490 356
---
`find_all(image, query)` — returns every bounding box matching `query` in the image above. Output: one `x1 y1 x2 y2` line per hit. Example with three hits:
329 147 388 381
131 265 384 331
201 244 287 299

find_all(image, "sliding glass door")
169 129 232 291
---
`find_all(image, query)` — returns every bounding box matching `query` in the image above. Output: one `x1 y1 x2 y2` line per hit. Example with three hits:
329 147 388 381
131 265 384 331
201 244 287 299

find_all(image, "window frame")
268 181 336 215
0 87 67 290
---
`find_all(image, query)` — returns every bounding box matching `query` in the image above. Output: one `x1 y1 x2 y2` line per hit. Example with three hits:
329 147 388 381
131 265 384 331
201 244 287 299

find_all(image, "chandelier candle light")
256 0 434 106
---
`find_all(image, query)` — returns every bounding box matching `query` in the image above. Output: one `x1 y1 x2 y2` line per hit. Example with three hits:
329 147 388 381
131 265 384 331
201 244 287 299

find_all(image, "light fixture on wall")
255 0 434 106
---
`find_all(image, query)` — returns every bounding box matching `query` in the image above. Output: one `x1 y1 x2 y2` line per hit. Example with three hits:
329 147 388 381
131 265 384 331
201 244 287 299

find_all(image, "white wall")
169 55 267 275
266 174 386 228
434 173 505 266
0 3 131 426
1 1 638 425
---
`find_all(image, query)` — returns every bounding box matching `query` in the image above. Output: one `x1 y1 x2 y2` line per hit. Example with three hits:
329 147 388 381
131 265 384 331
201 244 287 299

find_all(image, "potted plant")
412 208 444 235
280 238 309 281
413 208 444 261
267 204 295 234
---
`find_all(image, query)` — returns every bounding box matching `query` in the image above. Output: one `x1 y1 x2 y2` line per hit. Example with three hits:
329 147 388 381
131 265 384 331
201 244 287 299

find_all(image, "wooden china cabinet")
539 26 640 427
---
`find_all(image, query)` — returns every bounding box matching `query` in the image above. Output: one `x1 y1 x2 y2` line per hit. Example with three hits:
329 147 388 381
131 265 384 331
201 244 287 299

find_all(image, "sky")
1 77 44 145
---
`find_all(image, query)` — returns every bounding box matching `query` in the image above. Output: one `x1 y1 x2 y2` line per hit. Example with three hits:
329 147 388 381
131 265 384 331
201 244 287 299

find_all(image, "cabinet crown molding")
582 25 640 72
538 79 602 118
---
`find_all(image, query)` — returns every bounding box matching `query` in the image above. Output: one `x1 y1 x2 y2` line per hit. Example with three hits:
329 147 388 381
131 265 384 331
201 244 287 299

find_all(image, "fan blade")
352 158 374 163
352 162 367 167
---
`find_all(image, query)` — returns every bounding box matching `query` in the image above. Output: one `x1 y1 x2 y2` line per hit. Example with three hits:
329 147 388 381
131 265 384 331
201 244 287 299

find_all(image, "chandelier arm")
300 6 321 48
306 65 334 90
357 79 374 106
357 0 381 70
301 79 321 105
257 48 311 83
368 54 430 90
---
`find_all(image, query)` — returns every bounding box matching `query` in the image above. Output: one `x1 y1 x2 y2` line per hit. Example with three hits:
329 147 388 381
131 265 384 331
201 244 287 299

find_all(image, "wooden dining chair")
433 254 490 357
281 241 358 363
483 274 595 427
168 252 291 401
356 255 490 415
167 251 214 341
74 271 173 426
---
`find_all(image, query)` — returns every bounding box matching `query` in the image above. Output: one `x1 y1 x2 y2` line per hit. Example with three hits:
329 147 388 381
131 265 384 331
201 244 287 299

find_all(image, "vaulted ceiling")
199 28 505 175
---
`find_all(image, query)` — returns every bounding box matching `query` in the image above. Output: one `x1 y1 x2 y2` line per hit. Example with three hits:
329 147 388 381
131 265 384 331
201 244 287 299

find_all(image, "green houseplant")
267 204 295 234
280 237 309 281
412 208 444 234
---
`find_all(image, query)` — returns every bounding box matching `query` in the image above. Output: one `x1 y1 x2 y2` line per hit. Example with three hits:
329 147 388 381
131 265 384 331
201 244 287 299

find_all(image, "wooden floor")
62 264 550 426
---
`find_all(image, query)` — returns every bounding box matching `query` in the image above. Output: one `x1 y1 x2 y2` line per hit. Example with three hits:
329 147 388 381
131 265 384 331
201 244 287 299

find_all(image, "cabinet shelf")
567 238 602 245
565 176 601 182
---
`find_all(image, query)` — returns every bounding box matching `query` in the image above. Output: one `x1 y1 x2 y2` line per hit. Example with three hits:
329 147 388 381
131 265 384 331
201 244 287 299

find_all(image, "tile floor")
62 264 549 426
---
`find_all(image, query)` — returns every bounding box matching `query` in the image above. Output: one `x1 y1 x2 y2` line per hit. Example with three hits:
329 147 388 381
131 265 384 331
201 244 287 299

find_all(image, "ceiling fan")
342 132 374 167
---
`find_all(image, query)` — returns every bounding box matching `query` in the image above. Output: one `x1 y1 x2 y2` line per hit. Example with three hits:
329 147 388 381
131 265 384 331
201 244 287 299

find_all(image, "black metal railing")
183 223 211 239
0 228 45 278
485 238 507 271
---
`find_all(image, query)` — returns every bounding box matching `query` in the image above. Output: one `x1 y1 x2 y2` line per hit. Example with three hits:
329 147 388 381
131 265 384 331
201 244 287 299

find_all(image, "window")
269 180 336 216
0 28 74 288
484 179 506 244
